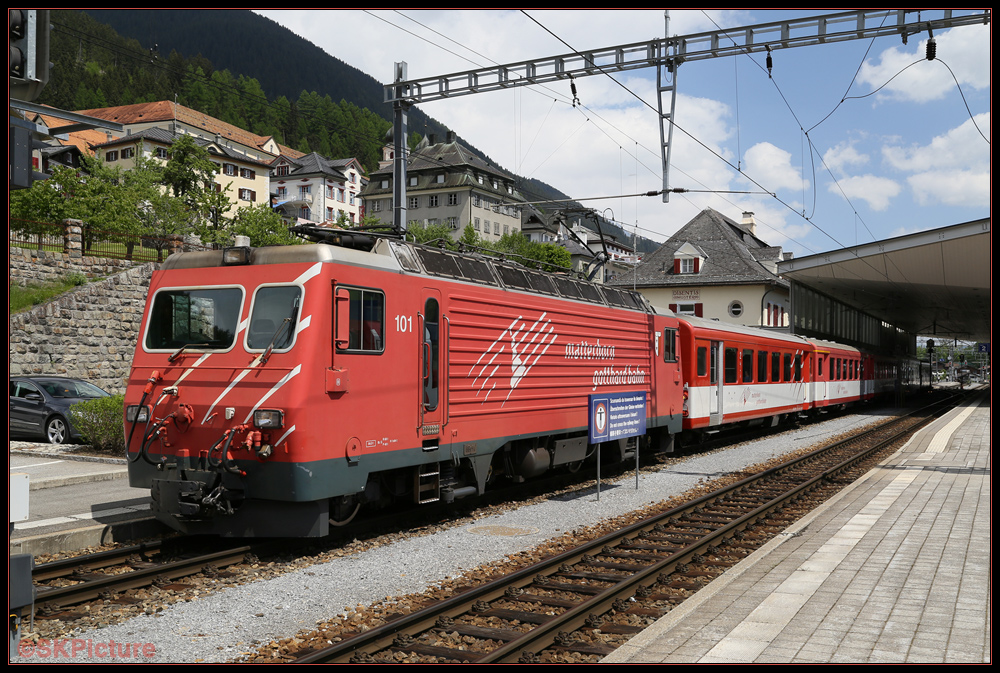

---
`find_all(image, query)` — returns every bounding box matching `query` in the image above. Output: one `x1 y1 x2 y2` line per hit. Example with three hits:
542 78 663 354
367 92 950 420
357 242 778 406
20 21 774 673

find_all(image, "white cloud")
907 170 989 208
880 113 990 208
741 142 806 193
822 141 869 172
882 113 990 171
857 24 990 103
829 175 901 211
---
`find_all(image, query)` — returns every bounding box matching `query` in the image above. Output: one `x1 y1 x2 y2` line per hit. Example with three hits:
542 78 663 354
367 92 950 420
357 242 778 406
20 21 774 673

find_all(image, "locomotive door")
418 291 444 446
708 340 722 425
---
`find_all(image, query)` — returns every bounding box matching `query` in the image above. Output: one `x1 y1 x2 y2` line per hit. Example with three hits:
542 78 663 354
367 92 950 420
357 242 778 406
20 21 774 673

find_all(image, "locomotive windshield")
145 287 242 351
247 285 302 351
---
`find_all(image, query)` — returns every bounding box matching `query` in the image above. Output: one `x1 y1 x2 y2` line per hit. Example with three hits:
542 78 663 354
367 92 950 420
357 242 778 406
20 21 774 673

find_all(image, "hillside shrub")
70 394 126 455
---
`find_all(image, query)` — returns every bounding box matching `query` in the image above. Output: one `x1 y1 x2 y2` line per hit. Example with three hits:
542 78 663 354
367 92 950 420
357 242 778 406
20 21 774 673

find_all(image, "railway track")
286 396 957 664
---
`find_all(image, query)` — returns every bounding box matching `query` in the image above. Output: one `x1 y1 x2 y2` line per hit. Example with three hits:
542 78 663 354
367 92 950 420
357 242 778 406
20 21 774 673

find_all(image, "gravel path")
14 412 888 663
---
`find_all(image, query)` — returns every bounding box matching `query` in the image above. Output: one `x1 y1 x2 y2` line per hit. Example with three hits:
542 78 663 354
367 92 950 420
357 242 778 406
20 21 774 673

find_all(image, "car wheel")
45 416 68 444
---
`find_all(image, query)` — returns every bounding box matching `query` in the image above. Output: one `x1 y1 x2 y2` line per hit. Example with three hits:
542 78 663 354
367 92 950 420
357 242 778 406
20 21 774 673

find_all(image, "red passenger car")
676 317 813 435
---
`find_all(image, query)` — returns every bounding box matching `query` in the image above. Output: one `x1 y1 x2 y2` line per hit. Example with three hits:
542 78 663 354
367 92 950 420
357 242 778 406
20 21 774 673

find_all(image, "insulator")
926 38 937 61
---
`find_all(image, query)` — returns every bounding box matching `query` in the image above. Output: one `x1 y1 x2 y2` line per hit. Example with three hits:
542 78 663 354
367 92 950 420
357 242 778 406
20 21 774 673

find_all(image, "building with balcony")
361 131 527 240
271 153 367 225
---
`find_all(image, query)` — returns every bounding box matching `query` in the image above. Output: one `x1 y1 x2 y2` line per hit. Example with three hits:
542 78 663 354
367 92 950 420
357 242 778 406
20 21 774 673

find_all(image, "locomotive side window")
697 346 707 377
758 350 768 382
771 352 781 382
663 328 677 363
145 288 242 351
794 354 803 381
724 348 738 384
784 353 793 381
742 349 753 383
337 287 385 353
247 286 301 351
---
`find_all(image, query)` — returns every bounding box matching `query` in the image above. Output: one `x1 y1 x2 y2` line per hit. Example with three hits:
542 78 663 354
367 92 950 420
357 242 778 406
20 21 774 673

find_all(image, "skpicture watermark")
17 638 156 659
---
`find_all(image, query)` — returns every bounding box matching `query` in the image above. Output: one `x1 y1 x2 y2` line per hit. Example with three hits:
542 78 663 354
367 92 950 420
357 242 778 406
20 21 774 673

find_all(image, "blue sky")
257 9 990 256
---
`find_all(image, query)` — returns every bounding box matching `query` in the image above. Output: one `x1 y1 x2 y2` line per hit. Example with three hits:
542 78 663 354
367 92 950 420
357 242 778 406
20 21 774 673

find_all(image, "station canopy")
777 219 991 344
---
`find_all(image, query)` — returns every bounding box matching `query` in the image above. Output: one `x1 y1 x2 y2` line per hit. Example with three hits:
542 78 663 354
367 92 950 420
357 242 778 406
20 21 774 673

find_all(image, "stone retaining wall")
8 221 184 394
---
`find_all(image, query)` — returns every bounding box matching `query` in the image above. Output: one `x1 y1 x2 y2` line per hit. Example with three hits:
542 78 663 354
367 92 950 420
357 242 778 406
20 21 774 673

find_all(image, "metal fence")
9 219 212 262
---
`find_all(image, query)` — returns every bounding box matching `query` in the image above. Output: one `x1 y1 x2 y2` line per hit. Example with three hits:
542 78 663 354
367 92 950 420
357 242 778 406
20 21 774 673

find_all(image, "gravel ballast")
14 412 888 663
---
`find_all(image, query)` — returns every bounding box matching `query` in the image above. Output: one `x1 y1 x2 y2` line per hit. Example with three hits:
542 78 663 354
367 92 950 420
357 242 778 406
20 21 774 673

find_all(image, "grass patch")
10 273 89 313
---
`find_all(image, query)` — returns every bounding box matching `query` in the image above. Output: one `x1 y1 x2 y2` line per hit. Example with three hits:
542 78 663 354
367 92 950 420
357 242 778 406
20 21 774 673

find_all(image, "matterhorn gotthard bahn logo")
469 313 557 406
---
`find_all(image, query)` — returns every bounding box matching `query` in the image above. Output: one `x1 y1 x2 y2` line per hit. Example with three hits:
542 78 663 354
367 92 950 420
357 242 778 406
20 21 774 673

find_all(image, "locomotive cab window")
336 287 385 353
663 328 677 363
145 287 243 351
247 285 301 351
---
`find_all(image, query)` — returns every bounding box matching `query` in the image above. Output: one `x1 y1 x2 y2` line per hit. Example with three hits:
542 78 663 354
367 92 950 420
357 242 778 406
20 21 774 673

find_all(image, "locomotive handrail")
442 313 451 432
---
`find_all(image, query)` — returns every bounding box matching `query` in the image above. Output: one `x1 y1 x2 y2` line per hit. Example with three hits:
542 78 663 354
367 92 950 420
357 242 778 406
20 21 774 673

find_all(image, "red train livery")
125 237 924 537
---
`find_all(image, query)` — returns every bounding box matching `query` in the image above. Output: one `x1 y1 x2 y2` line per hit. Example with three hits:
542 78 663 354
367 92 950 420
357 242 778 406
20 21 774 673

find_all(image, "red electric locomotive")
125 237 684 537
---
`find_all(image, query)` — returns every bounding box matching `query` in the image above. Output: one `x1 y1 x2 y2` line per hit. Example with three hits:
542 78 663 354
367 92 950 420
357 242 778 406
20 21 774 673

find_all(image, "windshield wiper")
168 343 211 363
259 319 292 364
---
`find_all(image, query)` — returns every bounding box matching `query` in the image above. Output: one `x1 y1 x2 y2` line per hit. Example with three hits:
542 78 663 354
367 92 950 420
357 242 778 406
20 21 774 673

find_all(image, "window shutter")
669 303 677 313
693 258 700 273
673 259 681 274
695 303 704 317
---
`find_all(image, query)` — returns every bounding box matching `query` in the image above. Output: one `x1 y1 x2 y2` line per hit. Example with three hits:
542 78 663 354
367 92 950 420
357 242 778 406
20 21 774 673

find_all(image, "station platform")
8 444 161 556
604 390 990 664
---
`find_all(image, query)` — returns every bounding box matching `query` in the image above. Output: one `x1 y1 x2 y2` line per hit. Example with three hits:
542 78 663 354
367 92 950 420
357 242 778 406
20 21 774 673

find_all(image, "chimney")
742 211 756 235
427 134 436 145
446 130 457 143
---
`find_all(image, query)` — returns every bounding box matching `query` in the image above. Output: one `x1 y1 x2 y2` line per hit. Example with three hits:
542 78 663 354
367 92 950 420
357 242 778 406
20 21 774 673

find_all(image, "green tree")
231 204 299 247
162 135 217 204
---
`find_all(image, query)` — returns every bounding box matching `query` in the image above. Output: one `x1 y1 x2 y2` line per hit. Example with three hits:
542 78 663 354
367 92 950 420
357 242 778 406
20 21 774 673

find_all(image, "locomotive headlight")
253 409 284 429
222 246 251 265
126 405 150 423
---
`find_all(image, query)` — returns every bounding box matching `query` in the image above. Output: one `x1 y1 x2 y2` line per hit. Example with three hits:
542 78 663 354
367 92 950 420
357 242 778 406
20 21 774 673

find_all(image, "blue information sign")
588 391 647 444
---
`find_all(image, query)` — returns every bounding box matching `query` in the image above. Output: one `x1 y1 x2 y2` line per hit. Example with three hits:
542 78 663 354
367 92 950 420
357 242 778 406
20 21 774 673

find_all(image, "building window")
408 196 419 209
299 185 311 198
409 176 418 187
238 189 256 202
680 258 694 274
121 148 134 159
300 207 311 220
729 301 744 318
436 174 445 184
372 200 382 212
327 185 334 199
155 148 169 159
473 194 481 208
223 163 237 176
105 150 118 162
276 165 289 176
380 179 389 189
349 192 355 205
277 186 287 199
448 193 458 206
428 195 439 207
493 222 500 235
474 217 480 231
240 168 256 180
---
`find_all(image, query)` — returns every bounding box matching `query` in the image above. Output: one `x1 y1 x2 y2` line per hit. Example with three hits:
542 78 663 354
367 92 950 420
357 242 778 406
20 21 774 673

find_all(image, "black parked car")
9 376 110 444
